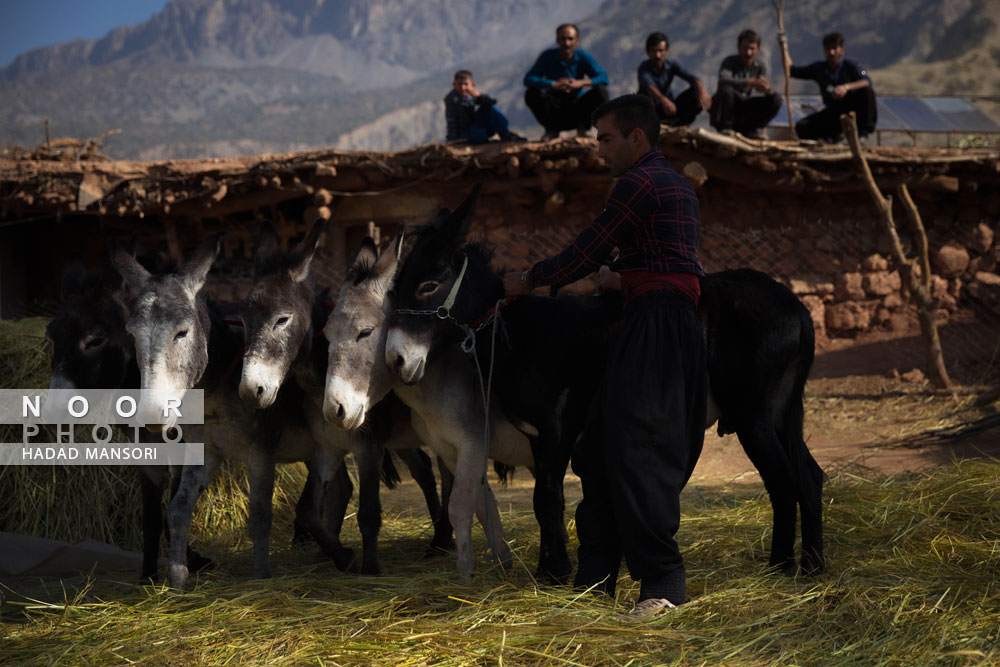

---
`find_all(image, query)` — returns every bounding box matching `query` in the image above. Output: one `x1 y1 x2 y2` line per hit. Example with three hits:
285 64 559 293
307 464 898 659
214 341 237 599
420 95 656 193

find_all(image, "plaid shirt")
527 150 703 289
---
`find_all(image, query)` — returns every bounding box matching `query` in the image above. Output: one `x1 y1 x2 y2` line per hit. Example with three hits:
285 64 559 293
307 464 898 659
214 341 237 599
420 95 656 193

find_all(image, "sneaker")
541 128 560 140
744 128 766 140
618 597 676 621
577 125 591 137
718 128 737 136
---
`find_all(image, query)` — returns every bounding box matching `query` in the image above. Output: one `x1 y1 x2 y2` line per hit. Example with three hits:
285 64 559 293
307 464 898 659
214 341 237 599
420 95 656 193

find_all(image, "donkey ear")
440 184 481 242
371 232 403 282
110 238 151 292
346 237 379 284
288 218 327 283
182 233 224 295
254 221 281 274
431 207 452 230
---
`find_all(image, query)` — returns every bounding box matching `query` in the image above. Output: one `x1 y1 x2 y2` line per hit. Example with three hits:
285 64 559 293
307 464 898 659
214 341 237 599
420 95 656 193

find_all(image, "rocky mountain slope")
2 0 996 158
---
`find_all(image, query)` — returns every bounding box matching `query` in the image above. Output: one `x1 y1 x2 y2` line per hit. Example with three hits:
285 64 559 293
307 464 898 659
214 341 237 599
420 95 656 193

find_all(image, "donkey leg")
324 458 354 543
427 456 456 555
302 451 356 571
139 466 165 580
292 464 317 545
737 424 799 574
798 449 825 575
355 441 385 575
246 449 277 579
530 434 572 584
166 455 220 589
447 446 484 574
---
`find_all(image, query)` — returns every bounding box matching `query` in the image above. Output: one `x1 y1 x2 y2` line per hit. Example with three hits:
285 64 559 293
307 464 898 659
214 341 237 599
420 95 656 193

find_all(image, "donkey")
112 234 358 588
386 187 824 577
237 220 449 574
323 233 534 574
46 250 211 580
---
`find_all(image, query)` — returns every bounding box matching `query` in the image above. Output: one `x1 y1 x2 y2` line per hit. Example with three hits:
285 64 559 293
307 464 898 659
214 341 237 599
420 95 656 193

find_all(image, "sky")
0 0 170 67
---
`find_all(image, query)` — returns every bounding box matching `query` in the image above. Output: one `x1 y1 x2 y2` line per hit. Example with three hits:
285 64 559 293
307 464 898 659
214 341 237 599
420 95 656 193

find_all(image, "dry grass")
1 461 998 666
3 318 1000 665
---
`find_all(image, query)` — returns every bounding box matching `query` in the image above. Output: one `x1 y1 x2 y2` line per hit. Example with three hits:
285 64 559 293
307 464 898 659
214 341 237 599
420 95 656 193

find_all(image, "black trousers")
572 290 707 605
649 87 704 127
796 86 878 140
525 85 610 132
710 84 783 133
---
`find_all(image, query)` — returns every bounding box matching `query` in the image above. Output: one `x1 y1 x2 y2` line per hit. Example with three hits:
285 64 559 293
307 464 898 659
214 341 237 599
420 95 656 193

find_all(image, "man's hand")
696 83 712 110
595 265 621 292
469 84 482 98
748 76 771 93
552 78 573 93
831 84 848 100
566 78 590 90
660 97 677 116
502 271 530 300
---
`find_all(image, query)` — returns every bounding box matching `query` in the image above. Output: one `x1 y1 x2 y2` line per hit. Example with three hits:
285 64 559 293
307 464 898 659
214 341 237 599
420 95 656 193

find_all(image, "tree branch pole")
840 111 952 389
771 0 795 137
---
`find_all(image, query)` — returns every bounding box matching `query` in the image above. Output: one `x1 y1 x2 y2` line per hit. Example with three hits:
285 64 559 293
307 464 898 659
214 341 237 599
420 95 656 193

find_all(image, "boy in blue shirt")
784 32 877 141
444 69 524 144
637 32 712 127
523 24 610 140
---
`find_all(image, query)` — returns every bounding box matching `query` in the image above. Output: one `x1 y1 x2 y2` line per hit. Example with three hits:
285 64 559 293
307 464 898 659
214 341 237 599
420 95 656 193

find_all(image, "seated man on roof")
523 23 610 140
710 29 783 138
444 69 525 144
784 31 877 141
637 32 711 127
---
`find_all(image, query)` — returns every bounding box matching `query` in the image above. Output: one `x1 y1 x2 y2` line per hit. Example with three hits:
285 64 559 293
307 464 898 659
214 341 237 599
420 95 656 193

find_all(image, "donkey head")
113 234 222 429
238 220 326 409
323 233 403 429
386 185 483 385
46 254 136 391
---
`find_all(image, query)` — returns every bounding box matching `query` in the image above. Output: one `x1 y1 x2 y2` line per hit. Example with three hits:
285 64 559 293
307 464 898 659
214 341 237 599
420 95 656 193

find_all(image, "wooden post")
772 0 795 138
840 111 952 389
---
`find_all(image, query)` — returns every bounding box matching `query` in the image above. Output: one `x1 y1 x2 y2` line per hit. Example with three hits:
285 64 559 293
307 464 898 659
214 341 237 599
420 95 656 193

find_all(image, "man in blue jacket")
524 24 610 140
785 31 877 141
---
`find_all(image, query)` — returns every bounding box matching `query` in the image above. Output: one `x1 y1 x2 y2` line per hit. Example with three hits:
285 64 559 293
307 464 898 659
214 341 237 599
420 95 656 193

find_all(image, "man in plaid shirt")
503 94 707 620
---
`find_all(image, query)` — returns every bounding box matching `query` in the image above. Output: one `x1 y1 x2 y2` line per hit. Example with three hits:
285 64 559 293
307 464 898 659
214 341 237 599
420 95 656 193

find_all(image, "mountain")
2 0 997 158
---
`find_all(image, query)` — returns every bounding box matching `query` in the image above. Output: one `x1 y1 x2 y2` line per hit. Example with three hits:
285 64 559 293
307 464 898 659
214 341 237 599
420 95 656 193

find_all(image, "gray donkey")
237 220 449 574
324 233 532 575
113 234 354 589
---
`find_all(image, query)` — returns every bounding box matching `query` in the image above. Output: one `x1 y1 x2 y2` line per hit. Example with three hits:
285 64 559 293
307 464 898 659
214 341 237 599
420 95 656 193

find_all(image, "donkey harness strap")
441 253 468 316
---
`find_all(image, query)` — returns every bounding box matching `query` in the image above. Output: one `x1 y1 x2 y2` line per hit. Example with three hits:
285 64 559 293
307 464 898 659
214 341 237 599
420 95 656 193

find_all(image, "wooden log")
313 188 333 206
682 161 709 189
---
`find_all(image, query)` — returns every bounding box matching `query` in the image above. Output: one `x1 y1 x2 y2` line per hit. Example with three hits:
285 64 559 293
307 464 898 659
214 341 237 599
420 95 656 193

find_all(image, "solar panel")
880 97 952 131
768 96 1000 134
923 97 1000 132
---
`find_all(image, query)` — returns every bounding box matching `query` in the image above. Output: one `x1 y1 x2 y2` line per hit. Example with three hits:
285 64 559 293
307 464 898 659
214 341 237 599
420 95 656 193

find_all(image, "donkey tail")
381 450 402 490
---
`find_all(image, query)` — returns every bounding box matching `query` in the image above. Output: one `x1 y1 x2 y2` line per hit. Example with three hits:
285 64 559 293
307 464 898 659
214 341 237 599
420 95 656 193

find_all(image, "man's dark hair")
645 31 669 52
453 69 473 81
737 29 760 47
591 94 660 147
822 32 845 48
556 23 579 37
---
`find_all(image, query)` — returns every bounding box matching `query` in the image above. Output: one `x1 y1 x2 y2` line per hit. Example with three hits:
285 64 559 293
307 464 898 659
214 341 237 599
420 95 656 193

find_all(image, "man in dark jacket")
503 94 707 621
785 31 877 141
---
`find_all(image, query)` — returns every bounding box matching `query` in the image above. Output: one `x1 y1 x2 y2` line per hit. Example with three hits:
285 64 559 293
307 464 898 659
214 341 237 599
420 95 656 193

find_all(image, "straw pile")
1 460 998 665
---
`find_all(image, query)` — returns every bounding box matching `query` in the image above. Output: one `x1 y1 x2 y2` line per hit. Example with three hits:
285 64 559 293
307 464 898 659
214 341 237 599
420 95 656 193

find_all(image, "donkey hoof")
252 566 273 580
167 564 189 590
361 560 382 576
535 565 572 586
292 526 313 545
330 547 355 572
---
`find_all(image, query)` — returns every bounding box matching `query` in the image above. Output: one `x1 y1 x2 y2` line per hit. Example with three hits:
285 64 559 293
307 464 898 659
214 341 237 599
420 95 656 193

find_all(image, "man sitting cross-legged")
637 32 711 127
710 29 783 138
